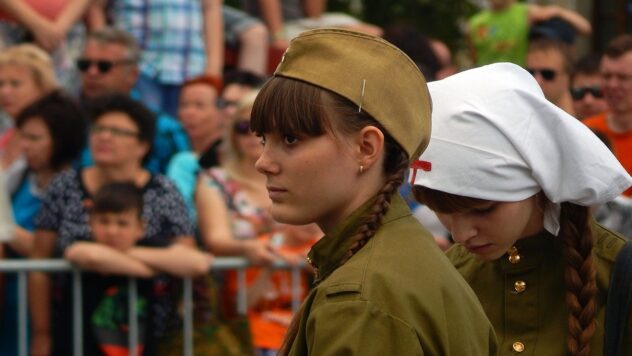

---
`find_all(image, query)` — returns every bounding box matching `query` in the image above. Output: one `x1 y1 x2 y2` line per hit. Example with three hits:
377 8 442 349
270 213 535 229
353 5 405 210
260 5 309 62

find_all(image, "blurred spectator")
197 89 279 265
382 25 457 82
0 90 85 356
411 204 451 251
194 89 320 355
243 0 381 50
430 38 457 80
224 5 269 76
571 53 609 120
0 0 94 94
0 44 57 194
28 94 195 356
92 0 224 118
583 35 632 197
589 130 632 239
76 27 190 174
216 70 267 128
236 224 320 355
467 0 590 66
382 25 441 81
167 75 223 220
167 70 265 222
526 38 575 116
64 181 211 355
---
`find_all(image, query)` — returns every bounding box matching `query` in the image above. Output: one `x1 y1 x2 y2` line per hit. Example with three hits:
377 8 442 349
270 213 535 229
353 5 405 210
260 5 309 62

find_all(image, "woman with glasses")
413 63 632 355
198 88 283 266
28 94 198 356
0 44 58 194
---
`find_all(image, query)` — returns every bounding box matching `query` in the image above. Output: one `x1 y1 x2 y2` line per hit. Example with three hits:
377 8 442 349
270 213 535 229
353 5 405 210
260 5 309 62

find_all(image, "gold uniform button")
514 280 527 293
508 246 521 264
512 341 525 353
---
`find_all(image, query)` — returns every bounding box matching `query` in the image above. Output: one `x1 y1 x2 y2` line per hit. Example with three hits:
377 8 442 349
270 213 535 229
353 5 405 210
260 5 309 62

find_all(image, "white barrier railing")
0 258 306 356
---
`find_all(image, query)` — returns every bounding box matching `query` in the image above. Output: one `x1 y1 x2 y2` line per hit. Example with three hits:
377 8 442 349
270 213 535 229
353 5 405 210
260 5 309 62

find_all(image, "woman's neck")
33 166 58 189
234 157 263 181
227 158 268 206
88 164 148 193
191 134 218 155
1 133 21 168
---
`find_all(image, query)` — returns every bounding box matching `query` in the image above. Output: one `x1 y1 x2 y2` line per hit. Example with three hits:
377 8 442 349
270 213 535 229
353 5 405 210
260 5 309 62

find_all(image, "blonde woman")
194 89 321 355
0 44 57 193
197 88 280 265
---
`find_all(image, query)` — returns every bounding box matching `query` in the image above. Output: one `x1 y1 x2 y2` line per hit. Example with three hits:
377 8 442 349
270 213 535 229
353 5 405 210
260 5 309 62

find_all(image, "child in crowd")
64 182 212 355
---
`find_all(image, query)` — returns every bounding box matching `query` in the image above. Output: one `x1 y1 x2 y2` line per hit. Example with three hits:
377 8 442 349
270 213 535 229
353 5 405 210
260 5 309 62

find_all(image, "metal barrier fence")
0 258 306 356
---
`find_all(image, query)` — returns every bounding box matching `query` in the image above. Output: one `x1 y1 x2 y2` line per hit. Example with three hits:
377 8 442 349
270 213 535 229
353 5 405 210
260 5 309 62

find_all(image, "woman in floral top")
195 89 319 356
197 89 281 265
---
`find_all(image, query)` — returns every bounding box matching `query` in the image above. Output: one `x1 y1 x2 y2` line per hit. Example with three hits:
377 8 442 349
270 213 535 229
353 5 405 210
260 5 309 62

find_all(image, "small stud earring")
359 165 364 174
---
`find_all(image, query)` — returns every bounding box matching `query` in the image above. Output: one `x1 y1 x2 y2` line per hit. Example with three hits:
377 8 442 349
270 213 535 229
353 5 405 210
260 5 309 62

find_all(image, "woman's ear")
355 126 384 170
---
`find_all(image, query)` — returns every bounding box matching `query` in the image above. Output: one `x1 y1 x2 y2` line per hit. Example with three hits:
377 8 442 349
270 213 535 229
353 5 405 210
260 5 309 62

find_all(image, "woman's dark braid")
338 149 409 267
559 202 597 356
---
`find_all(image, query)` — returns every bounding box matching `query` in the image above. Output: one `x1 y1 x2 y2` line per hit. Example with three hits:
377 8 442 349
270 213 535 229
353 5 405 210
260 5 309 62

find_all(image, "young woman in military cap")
251 28 498 355
413 62 632 356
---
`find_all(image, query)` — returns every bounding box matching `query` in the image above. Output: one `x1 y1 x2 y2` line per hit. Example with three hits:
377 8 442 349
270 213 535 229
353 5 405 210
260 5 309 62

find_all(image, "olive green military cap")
274 28 432 161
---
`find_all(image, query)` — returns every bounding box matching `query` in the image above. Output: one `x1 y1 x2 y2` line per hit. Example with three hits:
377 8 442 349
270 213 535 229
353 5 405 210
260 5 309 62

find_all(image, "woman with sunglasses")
413 63 632 355
250 29 496 355
197 88 282 266
187 88 323 355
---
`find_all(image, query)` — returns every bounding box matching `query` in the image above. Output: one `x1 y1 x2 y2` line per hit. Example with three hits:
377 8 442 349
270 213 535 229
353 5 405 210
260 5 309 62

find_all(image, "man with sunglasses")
584 35 632 197
526 38 575 116
76 27 190 174
570 53 609 120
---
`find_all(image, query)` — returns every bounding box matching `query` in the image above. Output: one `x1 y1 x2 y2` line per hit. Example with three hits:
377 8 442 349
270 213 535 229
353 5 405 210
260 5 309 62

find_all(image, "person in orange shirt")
583 35 632 196
236 224 320 355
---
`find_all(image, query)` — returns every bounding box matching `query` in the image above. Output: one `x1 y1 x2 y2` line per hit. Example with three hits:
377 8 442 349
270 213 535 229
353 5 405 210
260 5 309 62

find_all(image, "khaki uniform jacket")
287 195 498 355
447 223 632 355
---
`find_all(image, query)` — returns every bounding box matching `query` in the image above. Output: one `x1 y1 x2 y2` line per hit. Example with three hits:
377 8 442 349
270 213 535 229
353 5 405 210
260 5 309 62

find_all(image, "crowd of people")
0 0 632 355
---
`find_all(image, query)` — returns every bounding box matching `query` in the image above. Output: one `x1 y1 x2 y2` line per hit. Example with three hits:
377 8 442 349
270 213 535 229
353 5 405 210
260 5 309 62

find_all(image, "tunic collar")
500 229 563 271
307 194 411 283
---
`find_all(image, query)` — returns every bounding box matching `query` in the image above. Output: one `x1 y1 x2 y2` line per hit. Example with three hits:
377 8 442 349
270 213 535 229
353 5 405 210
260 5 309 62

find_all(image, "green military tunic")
447 222 632 355
287 194 498 355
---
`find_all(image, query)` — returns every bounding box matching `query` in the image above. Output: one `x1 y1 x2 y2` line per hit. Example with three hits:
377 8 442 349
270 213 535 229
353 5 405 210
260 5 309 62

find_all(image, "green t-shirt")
469 3 529 66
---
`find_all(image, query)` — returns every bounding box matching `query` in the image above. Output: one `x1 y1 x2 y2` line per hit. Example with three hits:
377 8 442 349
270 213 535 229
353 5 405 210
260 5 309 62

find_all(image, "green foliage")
328 0 480 52
224 0 481 54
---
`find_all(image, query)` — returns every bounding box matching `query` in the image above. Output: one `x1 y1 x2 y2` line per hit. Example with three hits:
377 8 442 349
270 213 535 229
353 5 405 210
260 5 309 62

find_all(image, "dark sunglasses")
526 68 557 81
76 58 131 74
216 98 239 110
233 120 252 135
570 86 603 100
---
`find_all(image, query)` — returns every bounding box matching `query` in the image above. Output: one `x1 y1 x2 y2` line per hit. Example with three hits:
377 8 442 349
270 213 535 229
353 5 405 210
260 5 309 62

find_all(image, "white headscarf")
412 63 632 235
